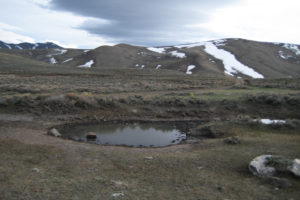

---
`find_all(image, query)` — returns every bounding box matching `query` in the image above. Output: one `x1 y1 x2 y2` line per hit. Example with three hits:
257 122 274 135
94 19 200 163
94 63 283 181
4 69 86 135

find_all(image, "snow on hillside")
156 64 162 69
62 58 73 63
186 65 196 74
5 44 12 49
170 50 186 58
175 40 264 78
147 47 167 53
254 119 286 125
78 60 94 68
32 44 39 50
283 44 300 55
203 42 264 79
50 57 57 64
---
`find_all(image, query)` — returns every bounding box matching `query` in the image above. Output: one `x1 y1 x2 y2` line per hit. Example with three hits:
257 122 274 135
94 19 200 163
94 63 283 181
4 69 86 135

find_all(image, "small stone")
224 136 241 145
48 128 61 137
132 109 138 113
197 166 204 170
111 192 124 198
112 180 124 187
32 168 40 173
216 186 224 192
86 132 97 140
144 156 153 160
94 177 104 182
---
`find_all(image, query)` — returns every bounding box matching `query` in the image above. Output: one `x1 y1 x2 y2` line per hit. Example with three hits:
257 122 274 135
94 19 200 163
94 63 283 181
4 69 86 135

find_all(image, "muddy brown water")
60 122 191 147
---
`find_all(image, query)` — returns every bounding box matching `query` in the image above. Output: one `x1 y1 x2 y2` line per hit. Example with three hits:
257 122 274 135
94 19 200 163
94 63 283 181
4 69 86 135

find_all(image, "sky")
0 0 299 48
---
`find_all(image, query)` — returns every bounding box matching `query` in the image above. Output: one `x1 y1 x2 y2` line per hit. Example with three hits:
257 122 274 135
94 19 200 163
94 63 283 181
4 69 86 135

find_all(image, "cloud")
0 22 35 43
48 0 238 46
0 0 112 48
200 0 300 44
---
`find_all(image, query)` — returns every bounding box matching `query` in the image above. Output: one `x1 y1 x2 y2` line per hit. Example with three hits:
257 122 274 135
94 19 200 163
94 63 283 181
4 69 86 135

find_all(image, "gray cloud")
48 0 238 46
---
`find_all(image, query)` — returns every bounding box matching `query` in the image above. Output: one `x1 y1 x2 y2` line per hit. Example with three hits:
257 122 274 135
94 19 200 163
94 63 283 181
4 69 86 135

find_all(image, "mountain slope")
0 41 62 50
1 38 299 79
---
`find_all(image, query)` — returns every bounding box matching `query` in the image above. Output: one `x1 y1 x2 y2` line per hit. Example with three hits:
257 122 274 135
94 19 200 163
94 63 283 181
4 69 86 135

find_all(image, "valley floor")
0 70 299 200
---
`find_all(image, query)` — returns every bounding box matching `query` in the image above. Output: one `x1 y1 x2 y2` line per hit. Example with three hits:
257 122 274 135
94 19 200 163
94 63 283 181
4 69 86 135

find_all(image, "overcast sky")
0 0 299 48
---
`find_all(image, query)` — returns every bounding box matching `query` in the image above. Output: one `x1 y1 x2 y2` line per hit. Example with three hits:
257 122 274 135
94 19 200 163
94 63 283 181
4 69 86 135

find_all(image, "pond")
60 122 188 147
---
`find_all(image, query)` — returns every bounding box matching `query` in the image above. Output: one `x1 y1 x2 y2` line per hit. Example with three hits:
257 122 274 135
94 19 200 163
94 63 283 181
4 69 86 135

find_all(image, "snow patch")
214 39 227 46
16 45 23 50
32 44 39 50
156 64 162 70
258 119 286 125
83 49 91 53
46 49 67 58
54 49 67 55
147 47 166 54
175 39 226 49
141 65 145 69
62 58 73 63
279 51 288 60
78 60 94 68
170 50 186 58
49 57 57 64
186 65 196 75
175 42 204 49
203 42 264 79
283 44 300 55
5 44 12 49
209 58 216 63
137 52 146 56
135 64 139 67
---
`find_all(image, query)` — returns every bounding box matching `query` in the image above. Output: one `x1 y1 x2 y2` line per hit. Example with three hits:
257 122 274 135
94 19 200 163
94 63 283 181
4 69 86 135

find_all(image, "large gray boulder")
249 155 276 177
249 155 300 178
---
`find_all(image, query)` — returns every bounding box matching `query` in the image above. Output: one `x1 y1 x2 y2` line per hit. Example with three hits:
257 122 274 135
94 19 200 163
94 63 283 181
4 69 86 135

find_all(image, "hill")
1 38 299 79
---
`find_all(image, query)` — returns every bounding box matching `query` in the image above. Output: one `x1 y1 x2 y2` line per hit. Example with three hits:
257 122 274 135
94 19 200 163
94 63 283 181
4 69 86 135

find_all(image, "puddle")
60 122 188 147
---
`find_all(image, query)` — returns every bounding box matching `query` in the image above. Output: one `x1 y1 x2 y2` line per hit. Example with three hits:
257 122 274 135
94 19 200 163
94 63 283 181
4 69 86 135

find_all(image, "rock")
267 155 293 173
224 136 241 145
94 177 104 182
48 128 61 137
111 192 124 198
144 156 153 160
289 159 300 177
86 132 97 140
249 155 276 177
32 168 40 173
111 180 127 188
266 177 292 188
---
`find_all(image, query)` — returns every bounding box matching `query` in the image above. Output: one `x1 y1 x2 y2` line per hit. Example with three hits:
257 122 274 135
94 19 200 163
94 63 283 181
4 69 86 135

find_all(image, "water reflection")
61 122 187 147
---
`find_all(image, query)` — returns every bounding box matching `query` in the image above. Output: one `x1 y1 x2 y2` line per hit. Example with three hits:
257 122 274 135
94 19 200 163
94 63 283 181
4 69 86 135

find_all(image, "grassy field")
0 60 299 199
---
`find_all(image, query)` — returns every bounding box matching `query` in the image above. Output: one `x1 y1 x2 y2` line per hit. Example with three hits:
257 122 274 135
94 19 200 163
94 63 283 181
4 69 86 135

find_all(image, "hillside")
1 38 299 79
